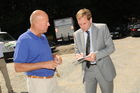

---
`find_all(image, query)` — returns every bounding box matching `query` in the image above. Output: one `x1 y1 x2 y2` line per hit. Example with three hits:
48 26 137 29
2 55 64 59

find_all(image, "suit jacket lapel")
80 30 86 54
91 24 98 51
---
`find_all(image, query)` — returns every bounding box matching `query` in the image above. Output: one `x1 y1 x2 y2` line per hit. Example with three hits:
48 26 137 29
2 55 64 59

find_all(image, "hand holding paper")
85 52 96 62
75 53 84 60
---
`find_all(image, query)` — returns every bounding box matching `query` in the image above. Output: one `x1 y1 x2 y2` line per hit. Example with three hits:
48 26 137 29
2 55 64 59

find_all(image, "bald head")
29 10 50 35
30 10 48 25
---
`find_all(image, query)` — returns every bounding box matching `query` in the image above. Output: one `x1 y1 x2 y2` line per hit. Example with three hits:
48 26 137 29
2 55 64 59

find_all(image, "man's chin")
81 28 87 32
43 30 47 33
82 30 87 32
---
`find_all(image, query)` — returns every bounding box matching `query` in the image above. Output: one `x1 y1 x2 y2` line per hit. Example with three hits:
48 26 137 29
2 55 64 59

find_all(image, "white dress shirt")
83 25 96 64
83 26 93 53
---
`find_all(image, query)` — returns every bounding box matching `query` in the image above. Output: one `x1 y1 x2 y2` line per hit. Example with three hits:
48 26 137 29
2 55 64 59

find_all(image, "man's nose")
48 22 50 26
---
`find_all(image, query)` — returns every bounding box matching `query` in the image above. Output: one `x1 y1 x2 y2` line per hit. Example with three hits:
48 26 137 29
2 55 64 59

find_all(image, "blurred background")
0 1 140 93
0 0 140 41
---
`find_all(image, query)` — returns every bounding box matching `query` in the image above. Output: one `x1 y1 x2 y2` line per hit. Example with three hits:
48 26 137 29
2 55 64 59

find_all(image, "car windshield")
0 33 15 41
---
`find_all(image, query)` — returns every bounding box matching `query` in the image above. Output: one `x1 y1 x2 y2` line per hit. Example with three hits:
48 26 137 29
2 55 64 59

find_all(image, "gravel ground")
0 36 140 93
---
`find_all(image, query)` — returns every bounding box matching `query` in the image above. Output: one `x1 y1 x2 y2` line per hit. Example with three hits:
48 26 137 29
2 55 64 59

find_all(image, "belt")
27 75 53 79
0 57 4 59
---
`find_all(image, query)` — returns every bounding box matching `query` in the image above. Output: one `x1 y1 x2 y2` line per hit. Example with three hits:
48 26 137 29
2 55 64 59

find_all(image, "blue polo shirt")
14 29 55 77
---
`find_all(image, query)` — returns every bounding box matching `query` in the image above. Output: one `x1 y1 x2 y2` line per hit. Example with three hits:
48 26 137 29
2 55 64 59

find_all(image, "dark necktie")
86 31 90 68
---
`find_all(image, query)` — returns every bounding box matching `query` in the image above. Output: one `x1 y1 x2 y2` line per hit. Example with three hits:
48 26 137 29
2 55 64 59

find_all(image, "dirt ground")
0 36 140 93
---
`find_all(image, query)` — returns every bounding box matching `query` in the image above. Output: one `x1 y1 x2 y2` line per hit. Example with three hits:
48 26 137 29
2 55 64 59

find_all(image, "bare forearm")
14 61 54 72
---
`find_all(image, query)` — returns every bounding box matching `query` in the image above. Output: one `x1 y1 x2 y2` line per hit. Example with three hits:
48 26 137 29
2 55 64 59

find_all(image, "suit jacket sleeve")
73 32 80 54
95 24 115 61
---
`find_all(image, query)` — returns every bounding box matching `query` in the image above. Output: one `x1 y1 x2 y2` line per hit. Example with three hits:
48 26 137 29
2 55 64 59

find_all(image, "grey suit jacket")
73 23 116 81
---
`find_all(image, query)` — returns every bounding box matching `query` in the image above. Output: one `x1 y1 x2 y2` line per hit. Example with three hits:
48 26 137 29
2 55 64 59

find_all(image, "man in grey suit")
73 8 116 93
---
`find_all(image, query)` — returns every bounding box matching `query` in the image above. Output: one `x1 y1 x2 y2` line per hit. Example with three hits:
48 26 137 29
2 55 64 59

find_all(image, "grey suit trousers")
0 86 1 93
84 65 113 93
0 58 13 92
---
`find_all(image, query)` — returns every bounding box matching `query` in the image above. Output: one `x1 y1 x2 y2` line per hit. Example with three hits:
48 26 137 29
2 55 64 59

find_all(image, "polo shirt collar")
27 29 44 40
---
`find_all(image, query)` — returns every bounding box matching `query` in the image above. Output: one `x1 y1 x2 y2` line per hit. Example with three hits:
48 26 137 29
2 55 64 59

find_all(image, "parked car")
110 26 122 39
49 41 57 52
108 24 129 39
129 23 140 37
0 31 16 61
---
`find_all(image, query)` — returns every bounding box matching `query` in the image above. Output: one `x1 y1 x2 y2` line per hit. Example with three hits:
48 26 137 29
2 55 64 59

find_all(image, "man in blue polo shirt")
14 10 62 93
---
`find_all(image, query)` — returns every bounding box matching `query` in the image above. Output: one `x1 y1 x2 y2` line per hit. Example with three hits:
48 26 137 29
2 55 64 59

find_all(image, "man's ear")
90 18 92 23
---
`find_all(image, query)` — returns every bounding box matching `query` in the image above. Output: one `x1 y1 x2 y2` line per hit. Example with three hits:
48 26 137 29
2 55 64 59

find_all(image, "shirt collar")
83 25 92 34
88 25 92 32
27 29 45 40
